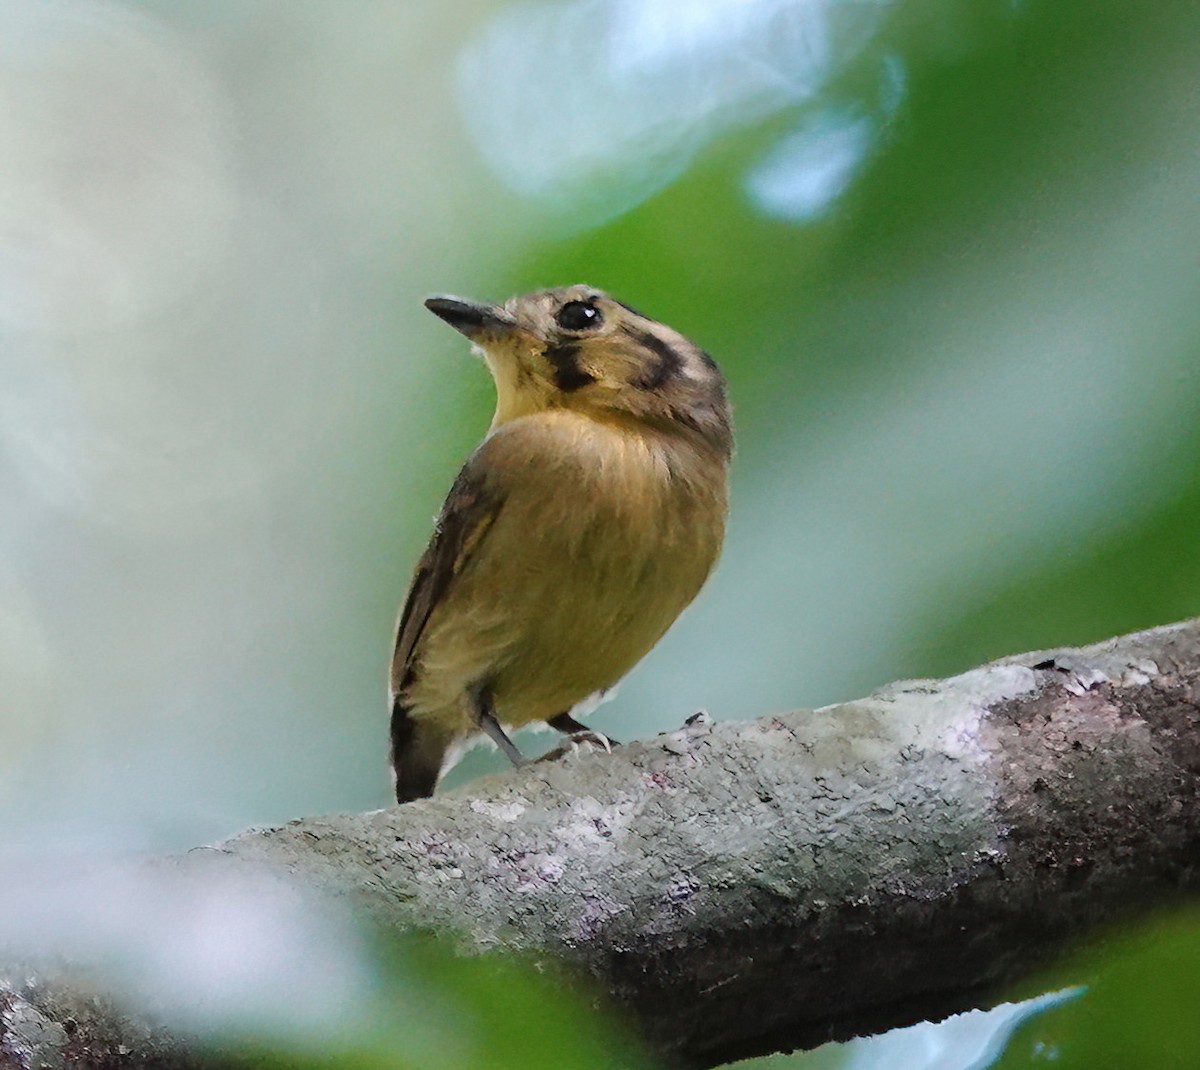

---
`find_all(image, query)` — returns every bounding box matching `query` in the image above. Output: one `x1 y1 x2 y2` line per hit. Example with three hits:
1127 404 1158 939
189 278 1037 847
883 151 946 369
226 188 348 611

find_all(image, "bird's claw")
538 730 618 763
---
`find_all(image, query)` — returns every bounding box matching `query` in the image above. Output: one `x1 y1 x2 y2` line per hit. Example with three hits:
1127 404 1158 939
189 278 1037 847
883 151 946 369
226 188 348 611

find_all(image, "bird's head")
425 285 732 459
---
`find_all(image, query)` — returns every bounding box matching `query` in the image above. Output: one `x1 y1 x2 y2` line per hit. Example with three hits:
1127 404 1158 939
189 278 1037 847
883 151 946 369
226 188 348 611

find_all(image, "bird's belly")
408 477 720 729
489 545 699 721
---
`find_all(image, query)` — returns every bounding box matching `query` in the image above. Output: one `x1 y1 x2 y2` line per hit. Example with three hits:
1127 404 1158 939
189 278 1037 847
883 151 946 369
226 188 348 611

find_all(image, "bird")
389 284 732 802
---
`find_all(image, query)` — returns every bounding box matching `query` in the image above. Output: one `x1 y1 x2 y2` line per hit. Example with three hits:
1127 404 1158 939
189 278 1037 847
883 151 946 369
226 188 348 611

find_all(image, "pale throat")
483 346 556 429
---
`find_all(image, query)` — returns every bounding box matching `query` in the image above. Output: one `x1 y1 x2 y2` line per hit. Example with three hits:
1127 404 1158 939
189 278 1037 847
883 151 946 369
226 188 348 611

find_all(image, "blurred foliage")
994 909 1200 1070
880 0 1200 674
218 934 651 1070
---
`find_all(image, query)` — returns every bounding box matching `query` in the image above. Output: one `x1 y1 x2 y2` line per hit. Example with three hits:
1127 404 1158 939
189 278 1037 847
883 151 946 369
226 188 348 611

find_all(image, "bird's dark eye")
555 301 603 331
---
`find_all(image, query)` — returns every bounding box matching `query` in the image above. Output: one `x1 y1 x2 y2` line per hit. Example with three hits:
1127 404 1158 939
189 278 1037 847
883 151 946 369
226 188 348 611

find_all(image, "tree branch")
3 620 1199 1068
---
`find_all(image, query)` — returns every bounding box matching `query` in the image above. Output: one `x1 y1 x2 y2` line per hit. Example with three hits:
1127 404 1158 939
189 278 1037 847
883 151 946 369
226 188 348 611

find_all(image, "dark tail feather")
390 699 451 803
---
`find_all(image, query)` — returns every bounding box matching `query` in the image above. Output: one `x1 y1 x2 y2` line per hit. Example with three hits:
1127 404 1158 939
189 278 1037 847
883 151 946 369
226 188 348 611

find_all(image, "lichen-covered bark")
3 620 1199 1069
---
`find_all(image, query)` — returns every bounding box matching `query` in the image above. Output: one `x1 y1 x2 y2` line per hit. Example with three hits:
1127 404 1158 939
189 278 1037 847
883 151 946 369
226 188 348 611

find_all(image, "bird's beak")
424 296 518 341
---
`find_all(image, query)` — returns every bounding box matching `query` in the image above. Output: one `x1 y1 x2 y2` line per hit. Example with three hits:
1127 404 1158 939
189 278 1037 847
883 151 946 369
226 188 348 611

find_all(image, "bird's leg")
473 684 528 768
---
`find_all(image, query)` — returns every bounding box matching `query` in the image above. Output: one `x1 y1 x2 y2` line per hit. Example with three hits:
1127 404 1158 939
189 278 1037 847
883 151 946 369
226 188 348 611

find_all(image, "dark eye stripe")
544 342 596 392
626 327 684 390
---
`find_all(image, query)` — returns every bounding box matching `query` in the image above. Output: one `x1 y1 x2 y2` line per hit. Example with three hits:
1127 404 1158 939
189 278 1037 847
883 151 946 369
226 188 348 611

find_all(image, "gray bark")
3 619 1199 1069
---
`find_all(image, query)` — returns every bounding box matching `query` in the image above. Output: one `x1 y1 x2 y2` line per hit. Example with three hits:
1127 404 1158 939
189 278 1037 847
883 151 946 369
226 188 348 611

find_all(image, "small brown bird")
389 285 732 802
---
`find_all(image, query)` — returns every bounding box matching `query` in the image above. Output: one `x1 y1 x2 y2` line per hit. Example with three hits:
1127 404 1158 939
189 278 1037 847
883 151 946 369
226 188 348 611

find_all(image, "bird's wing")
390 457 503 695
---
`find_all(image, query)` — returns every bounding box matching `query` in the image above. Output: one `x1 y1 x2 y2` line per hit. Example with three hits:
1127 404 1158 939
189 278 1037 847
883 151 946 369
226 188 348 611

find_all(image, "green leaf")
995 908 1200 1070
218 932 654 1070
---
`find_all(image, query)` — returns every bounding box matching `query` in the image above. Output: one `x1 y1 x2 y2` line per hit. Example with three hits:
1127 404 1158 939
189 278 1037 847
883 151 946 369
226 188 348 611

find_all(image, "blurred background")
2 1 1198 1067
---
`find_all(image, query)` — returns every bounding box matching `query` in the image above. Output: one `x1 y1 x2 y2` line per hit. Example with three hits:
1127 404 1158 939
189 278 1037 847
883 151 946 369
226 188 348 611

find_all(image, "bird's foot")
538 730 619 763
